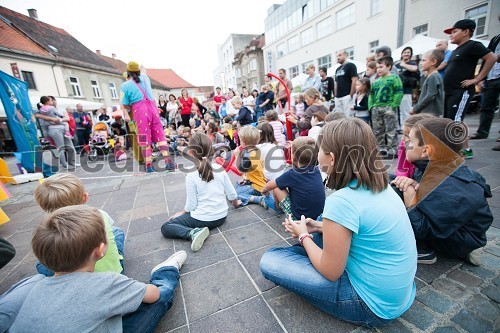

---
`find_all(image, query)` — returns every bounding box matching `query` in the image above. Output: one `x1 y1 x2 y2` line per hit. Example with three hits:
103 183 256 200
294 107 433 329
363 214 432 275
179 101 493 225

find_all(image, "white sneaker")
151 250 187 274
191 227 209 252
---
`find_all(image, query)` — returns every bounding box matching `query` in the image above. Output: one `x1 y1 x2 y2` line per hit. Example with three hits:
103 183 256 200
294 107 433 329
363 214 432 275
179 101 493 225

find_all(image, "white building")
216 34 260 93
403 0 499 42
263 0 401 80
263 0 499 81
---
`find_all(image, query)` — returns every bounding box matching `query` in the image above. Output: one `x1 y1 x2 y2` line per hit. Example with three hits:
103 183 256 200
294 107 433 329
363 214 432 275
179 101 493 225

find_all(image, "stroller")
88 121 115 161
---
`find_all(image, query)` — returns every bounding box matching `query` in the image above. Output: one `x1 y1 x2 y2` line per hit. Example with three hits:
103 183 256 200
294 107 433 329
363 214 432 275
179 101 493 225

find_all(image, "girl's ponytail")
198 156 214 182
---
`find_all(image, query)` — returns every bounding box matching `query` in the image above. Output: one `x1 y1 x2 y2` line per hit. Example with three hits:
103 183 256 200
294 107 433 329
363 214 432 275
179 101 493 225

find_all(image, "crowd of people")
0 19 498 332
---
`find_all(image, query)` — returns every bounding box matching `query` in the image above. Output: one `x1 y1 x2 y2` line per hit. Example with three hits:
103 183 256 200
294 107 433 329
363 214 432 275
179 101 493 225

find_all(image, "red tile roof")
97 53 170 90
0 19 51 57
146 69 195 89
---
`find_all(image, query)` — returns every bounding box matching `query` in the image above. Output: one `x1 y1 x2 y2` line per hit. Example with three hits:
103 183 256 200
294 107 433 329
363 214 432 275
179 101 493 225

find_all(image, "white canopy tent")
394 34 489 58
28 95 105 112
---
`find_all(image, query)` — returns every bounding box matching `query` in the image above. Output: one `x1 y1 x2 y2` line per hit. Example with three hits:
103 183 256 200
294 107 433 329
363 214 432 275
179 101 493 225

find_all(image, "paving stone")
451 309 493 333
109 209 133 225
263 286 356 333
102 199 134 214
378 320 411 333
131 202 168 220
484 245 500 257
432 326 461 333
154 325 188 333
223 222 283 255
0 262 38 294
125 229 173 260
447 269 483 287
416 257 461 283
415 277 427 290
401 302 435 331
261 215 291 240
123 248 174 283
493 275 500 286
248 203 282 219
218 207 261 231
150 287 186 333
88 185 117 195
174 233 233 273
482 285 500 303
466 294 500 321
486 226 500 241
461 264 496 279
432 278 469 299
128 213 169 237
5 229 35 248
416 289 455 314
181 258 257 322
135 193 167 208
238 241 289 292
86 192 111 208
480 252 500 272
189 296 282 333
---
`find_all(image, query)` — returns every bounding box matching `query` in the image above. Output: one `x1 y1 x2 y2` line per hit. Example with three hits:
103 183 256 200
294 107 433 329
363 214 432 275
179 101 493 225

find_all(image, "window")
370 0 381 16
465 3 488 37
369 40 379 53
336 4 355 30
109 82 118 99
21 71 36 90
69 77 82 97
251 58 257 71
302 61 313 73
277 42 286 58
345 47 354 60
301 27 314 46
302 3 310 21
289 65 299 79
91 80 101 98
413 24 428 36
317 17 332 39
318 55 332 69
288 35 299 53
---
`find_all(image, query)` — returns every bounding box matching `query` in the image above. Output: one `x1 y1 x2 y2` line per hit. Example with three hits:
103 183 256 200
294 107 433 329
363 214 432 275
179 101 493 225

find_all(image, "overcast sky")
2 0 284 86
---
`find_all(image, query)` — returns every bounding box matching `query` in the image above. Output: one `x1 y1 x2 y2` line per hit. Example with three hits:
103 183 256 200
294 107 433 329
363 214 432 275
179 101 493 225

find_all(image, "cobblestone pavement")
0 114 499 333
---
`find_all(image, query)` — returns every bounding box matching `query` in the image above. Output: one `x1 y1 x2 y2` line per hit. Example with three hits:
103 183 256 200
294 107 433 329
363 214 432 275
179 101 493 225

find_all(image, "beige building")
402 0 499 43
233 34 266 93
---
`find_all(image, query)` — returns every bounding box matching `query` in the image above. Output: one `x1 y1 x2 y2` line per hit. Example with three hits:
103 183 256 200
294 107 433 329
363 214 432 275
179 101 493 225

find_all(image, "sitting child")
308 111 326 142
234 126 274 209
10 205 186 332
266 110 286 146
395 113 435 179
391 118 493 264
232 96 253 126
260 118 417 327
220 123 237 151
34 173 124 275
261 136 325 219
293 94 307 119
161 133 240 252
257 123 286 181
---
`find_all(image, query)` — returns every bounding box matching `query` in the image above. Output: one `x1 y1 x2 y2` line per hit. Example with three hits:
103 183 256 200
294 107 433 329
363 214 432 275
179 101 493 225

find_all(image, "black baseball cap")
444 19 476 34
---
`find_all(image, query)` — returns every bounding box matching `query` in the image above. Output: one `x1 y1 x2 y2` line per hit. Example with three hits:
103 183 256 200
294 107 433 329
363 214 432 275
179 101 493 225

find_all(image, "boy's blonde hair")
367 61 377 70
266 110 279 121
292 136 318 167
231 96 242 105
238 126 260 146
35 173 85 212
32 205 107 273
325 111 346 123
221 123 233 131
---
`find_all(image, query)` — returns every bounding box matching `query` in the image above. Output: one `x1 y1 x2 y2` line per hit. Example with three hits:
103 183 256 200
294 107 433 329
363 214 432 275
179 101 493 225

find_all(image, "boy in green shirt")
369 56 403 156
34 174 124 275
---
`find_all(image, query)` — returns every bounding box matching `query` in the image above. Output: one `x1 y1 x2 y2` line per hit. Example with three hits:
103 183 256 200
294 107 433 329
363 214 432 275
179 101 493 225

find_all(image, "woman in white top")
225 89 238 118
161 132 241 252
257 123 286 181
242 88 255 117
166 94 181 127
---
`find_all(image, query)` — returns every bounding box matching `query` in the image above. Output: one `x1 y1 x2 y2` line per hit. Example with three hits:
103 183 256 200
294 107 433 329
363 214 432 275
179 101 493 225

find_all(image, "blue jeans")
260 234 392 328
36 226 125 276
122 266 180 333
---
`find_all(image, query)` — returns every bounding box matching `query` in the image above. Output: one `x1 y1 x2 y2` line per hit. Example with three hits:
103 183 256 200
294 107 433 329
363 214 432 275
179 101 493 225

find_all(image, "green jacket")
369 74 404 109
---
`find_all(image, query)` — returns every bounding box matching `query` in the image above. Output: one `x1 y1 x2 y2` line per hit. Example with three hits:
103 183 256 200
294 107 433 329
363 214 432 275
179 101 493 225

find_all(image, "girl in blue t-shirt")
260 118 417 328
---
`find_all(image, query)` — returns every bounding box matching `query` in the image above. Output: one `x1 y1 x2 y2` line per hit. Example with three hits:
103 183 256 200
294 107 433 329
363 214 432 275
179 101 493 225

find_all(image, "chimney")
27 9 38 20
112 53 116 59
96 50 101 55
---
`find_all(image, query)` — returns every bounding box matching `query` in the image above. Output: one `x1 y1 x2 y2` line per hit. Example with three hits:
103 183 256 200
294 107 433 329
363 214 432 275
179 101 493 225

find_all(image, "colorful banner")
0 70 40 172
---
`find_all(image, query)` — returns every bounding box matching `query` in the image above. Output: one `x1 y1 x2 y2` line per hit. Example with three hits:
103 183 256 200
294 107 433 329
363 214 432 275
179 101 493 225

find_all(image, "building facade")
216 34 261 93
233 34 266 93
263 0 401 80
403 0 499 42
